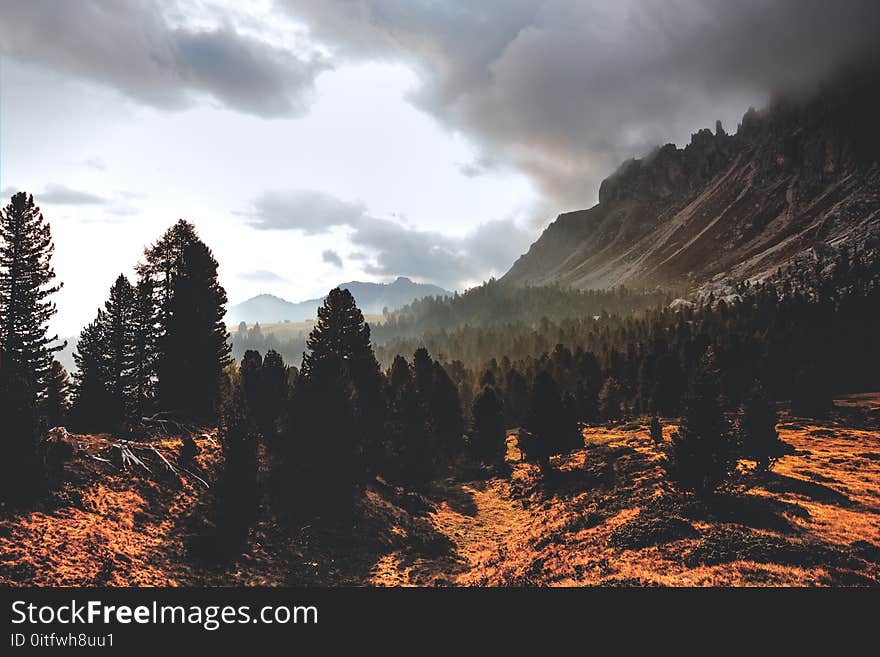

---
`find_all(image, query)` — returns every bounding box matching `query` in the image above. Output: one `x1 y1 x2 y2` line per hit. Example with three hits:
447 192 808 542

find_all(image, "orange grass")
3 394 879 587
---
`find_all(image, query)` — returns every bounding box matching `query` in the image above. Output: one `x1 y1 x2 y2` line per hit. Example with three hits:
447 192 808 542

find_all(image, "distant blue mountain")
227 277 450 324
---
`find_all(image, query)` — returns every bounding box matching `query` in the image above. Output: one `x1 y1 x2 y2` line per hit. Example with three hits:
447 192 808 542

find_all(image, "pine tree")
213 378 259 557
239 349 264 427
523 370 579 470
470 386 506 464
599 377 625 422
385 380 434 487
138 219 200 316
301 288 386 472
0 361 41 503
0 192 63 397
104 275 137 429
649 415 663 445
412 347 434 398
387 354 411 398
71 312 113 432
259 349 288 440
503 368 530 426
138 221 229 420
289 351 358 514
43 360 71 428
156 239 230 420
430 361 465 457
131 275 157 419
0 192 62 502
738 381 784 472
664 348 735 496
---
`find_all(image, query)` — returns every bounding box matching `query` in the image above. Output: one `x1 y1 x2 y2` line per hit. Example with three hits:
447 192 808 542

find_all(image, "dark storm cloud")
322 250 344 267
247 189 531 289
0 0 328 118
286 0 880 210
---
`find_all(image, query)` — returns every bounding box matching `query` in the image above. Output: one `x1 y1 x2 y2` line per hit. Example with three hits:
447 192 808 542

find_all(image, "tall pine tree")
71 311 113 432
664 348 735 496
152 235 230 420
301 288 386 471
0 192 63 395
0 192 62 503
470 385 506 465
104 275 137 429
43 360 71 429
131 275 158 419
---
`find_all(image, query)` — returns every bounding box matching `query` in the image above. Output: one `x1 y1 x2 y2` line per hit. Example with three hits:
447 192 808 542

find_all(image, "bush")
609 512 696 549
663 349 735 497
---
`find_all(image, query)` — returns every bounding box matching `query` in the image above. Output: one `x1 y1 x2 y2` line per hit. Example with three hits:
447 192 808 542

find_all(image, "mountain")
227 277 451 324
503 70 880 291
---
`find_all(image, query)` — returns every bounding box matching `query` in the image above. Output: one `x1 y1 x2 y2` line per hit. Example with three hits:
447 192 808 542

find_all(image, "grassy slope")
2 394 879 587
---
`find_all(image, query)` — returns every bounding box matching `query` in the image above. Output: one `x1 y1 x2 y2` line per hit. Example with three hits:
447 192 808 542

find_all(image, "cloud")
84 156 107 171
0 0 329 118
286 0 880 211
247 189 368 233
248 188 532 289
39 183 108 205
239 269 288 283
322 249 343 267
353 216 532 289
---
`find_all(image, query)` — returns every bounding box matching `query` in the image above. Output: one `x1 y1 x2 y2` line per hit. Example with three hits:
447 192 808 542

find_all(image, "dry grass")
2 393 879 587
368 394 880 587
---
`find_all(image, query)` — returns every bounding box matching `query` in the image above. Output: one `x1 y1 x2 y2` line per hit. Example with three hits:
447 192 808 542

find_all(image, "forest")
1 190 879 578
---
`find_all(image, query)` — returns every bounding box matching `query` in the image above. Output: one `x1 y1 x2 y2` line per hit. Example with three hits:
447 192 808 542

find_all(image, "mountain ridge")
503 69 880 291
227 276 451 324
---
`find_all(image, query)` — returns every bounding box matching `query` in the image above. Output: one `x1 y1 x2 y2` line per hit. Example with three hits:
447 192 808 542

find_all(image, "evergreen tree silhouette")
599 377 625 422
385 380 434 487
664 348 735 496
412 347 434 398
131 275 157 419
71 312 113 431
156 239 230 420
503 368 530 426
430 361 465 457
738 381 784 472
289 351 357 515
523 370 579 470
259 349 288 440
649 415 663 445
104 274 137 429
0 192 62 502
138 219 200 317
213 377 259 558
470 385 506 464
301 288 386 472
387 354 411 398
43 360 71 428
0 192 63 397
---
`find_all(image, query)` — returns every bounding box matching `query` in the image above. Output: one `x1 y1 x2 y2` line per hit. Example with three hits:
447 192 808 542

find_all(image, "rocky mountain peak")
504 68 880 292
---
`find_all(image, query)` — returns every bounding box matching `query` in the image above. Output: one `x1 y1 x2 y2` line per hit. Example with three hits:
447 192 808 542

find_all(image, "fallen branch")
148 445 209 489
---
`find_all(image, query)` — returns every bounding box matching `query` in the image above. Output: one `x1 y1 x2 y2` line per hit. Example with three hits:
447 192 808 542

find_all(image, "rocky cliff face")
503 70 880 291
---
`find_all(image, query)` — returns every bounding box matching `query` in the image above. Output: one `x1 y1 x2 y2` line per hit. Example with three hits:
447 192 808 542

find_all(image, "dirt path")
367 474 533 586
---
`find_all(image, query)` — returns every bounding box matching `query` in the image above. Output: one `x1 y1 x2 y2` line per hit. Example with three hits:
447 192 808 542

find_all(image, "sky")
1 0 878 336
